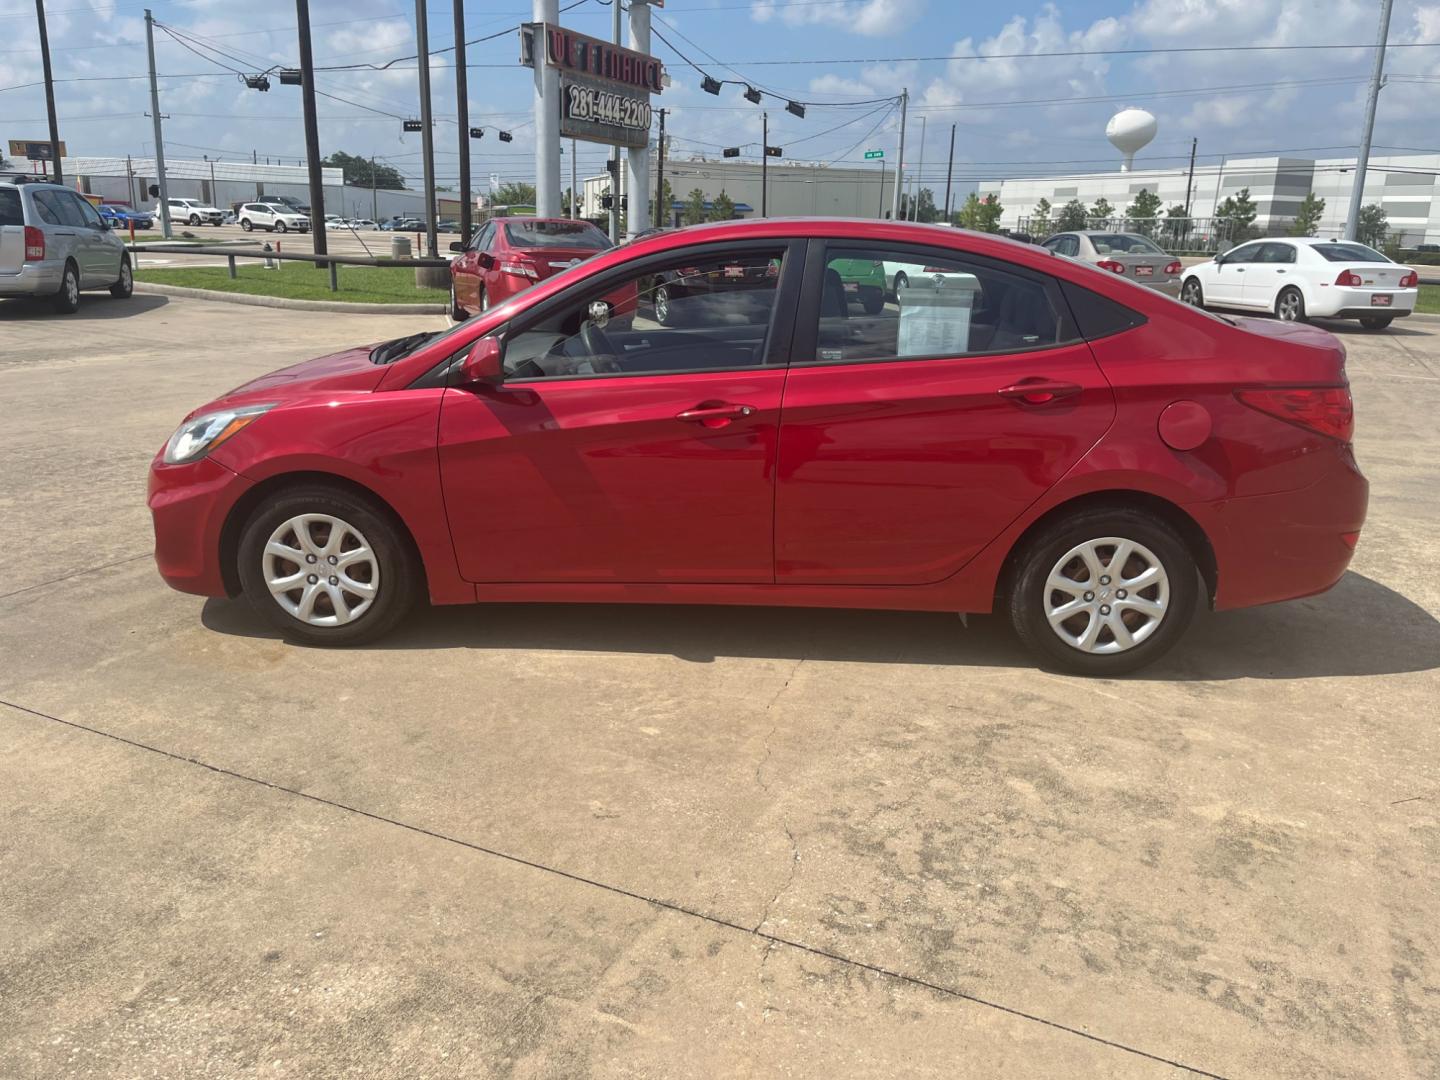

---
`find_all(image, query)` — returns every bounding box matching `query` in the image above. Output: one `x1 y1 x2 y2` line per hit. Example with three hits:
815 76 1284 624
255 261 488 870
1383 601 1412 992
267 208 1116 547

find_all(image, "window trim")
788 237 1083 371
480 237 807 386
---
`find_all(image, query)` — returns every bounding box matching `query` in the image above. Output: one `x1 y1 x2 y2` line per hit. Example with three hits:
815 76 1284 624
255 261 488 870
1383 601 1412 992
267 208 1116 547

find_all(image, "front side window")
814 246 1073 363
504 220 610 251
501 249 786 380
1223 243 1263 263
70 194 104 228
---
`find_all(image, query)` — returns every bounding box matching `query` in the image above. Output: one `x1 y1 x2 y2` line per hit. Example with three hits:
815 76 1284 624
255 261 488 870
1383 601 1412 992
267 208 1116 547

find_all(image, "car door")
454 221 492 310
437 239 803 583
1207 242 1262 306
67 193 121 284
774 239 1116 586
1243 242 1296 309
31 190 84 277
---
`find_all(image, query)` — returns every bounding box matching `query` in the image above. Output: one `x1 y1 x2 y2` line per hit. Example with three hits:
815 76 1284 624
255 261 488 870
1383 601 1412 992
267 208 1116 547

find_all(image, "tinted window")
1089 233 1165 255
69 194 104 228
1061 236 1079 257
814 246 1074 363
1256 243 1296 264
0 188 21 226
1223 243 1263 263
34 190 84 226
1312 242 1390 263
503 249 786 380
472 221 495 252
505 220 610 250
1059 279 1147 340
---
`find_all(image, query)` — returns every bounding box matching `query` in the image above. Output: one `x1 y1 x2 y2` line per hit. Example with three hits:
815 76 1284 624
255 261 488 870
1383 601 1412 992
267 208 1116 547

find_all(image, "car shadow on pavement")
0 293 169 321
200 570 1440 682
1305 318 1432 338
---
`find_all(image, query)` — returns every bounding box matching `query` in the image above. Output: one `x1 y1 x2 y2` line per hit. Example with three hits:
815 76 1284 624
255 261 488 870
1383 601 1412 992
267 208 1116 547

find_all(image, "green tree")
903 187 938 223
1162 204 1190 247
1056 198 1088 231
320 151 405 190
1088 196 1114 226
1288 192 1325 237
1214 187 1259 243
1029 196 1052 237
710 189 736 221
1356 203 1388 247
682 187 708 226
1124 188 1163 237
956 192 1003 232
490 182 537 206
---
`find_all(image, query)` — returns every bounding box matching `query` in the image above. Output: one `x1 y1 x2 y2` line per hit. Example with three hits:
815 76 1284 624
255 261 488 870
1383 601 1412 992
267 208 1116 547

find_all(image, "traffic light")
498 131 513 142
402 119 423 132
722 147 740 158
601 194 614 210
605 158 619 177
278 69 302 86
469 127 485 139
765 146 782 158
743 85 762 104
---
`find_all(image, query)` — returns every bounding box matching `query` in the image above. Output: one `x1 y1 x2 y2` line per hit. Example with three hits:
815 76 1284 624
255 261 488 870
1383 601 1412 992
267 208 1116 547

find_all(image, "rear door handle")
997 379 1083 406
676 402 756 426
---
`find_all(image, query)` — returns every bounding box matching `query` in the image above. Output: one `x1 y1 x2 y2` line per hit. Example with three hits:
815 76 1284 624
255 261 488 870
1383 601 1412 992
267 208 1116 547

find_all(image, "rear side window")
1059 279 1147 340
1312 242 1389 263
33 190 85 226
0 188 22 226
812 245 1077 363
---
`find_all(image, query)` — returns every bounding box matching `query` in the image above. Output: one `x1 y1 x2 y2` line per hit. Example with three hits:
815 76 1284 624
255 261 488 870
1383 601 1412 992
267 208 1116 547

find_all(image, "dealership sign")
521 23 663 150
9 139 67 161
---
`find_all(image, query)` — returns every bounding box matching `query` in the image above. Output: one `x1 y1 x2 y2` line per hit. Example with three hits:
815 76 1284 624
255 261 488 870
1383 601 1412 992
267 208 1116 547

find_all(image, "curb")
134 281 447 315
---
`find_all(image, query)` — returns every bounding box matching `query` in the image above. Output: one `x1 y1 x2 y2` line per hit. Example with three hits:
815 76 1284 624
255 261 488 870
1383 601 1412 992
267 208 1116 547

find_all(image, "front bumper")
148 453 254 597
0 261 64 297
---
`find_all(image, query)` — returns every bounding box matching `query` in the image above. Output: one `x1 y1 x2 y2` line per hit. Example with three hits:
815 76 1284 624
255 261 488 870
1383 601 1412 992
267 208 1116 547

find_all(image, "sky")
2 0 1438 198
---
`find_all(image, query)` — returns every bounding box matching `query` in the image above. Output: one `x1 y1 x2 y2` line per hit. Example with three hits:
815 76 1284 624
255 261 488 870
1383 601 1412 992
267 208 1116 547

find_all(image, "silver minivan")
0 177 132 313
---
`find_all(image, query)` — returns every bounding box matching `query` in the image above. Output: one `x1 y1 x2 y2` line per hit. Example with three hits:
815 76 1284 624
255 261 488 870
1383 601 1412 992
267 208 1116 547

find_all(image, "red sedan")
150 218 1366 675
448 216 612 318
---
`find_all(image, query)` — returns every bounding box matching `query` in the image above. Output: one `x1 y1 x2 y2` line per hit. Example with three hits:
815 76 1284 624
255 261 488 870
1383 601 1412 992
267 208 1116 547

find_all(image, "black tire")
1007 506 1198 676
1358 315 1393 331
478 286 489 313
276 221 288 234
241 218 253 232
189 214 201 226
1180 277 1204 308
110 256 133 299
892 271 909 297
53 261 80 314
237 485 420 647
860 285 885 315
1275 285 1307 323
449 280 470 323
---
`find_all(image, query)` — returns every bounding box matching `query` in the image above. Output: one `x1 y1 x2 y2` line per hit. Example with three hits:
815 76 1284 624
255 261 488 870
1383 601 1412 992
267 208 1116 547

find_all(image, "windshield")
505 221 611 250
1090 234 1166 255
1312 242 1390 263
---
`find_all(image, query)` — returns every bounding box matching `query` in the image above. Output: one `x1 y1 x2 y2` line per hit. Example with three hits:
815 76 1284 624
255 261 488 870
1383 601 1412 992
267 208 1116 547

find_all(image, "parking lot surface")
2 293 1439 1078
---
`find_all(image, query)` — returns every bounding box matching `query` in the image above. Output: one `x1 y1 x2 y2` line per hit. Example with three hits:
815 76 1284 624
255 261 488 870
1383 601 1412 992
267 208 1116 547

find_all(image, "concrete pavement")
2 292 1439 1078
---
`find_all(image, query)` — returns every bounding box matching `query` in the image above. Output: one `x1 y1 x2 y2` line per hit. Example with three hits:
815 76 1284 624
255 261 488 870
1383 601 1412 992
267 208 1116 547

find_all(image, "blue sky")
2 0 1438 196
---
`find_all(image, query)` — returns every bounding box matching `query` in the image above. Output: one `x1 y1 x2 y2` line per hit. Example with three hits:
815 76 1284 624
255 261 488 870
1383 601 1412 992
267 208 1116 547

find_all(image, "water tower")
1106 108 1157 173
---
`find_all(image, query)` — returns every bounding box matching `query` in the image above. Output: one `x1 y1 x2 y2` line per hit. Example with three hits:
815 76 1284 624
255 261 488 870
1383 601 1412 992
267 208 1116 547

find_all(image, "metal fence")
131 242 449 293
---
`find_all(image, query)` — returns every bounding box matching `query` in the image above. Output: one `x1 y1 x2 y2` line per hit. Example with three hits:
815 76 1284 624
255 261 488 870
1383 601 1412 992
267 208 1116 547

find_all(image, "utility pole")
35 0 63 183
891 87 907 221
910 114 926 221
878 159 885 219
1183 136 1197 215
1346 0 1394 241
294 0 329 264
371 156 378 221
943 123 955 223
453 0 471 245
571 138 578 219
761 112 768 217
126 154 135 209
654 110 666 227
413 0 437 257
144 10 172 239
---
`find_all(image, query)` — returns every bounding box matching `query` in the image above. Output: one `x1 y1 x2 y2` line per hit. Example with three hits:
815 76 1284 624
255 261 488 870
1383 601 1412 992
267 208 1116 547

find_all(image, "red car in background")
150 218 1367 675
449 216 612 319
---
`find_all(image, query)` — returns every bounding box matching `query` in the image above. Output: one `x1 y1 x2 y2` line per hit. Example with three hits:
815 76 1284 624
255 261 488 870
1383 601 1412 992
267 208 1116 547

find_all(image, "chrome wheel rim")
1182 280 1200 305
1044 537 1170 655
120 262 132 290
263 514 379 627
1277 291 1300 320
65 271 78 305
654 285 670 322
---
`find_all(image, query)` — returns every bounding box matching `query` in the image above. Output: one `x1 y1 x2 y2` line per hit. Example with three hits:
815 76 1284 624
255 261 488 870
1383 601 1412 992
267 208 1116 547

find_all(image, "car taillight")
1398 270 1418 287
1096 259 1126 274
499 258 539 279
922 266 947 273
23 225 44 261
1164 261 1182 276
1335 270 1363 287
1237 387 1354 443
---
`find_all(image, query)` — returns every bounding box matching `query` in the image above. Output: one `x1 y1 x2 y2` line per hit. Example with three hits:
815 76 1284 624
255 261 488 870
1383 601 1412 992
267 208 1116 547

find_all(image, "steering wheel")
580 318 623 373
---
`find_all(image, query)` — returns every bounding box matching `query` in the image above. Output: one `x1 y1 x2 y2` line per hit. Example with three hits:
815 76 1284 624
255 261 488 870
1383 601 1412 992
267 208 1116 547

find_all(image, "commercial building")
977 154 1440 245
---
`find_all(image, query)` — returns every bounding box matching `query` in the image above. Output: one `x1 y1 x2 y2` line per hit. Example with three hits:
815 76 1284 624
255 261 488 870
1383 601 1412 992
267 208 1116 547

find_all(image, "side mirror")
457 337 503 386
449 241 464 253
477 252 495 269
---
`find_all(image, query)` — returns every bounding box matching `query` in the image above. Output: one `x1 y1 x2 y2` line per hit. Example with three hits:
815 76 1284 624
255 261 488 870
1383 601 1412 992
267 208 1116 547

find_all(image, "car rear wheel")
1358 315 1393 331
238 487 418 646
449 281 470 322
110 257 133 299
1180 277 1204 307
653 283 676 325
1276 286 1306 322
241 218 253 231
53 261 80 314
1007 507 1197 676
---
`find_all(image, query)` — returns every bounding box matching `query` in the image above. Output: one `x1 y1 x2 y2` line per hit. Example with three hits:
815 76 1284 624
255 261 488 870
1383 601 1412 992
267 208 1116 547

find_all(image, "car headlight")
163 403 275 465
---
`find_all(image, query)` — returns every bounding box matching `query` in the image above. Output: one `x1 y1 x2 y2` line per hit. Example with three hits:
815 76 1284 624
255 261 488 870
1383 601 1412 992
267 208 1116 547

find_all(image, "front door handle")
676 402 756 427
997 379 1083 406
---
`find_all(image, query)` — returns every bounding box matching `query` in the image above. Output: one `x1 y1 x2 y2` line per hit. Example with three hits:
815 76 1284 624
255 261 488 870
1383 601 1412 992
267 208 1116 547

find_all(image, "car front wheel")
276 221 288 233
237 487 418 646
1180 277 1204 307
241 219 253 231
1007 507 1197 676
189 214 201 226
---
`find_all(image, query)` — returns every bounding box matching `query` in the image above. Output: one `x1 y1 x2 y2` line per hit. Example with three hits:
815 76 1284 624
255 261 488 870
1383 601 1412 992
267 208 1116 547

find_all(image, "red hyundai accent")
448 216 612 318
149 219 1367 675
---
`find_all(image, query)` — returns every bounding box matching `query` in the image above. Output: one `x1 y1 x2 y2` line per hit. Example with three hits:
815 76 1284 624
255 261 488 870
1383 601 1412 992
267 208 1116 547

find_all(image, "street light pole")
35 0 63 183
761 111 768 217
453 0 471 245
1345 0 1394 241
891 87 907 221
144 9 172 239
413 0 438 257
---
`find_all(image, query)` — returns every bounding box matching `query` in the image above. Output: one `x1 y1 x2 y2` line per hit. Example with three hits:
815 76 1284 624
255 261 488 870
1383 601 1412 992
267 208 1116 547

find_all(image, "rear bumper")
0 261 63 296
148 453 253 597
1140 277 1181 297
1193 444 1369 610
1311 287 1417 317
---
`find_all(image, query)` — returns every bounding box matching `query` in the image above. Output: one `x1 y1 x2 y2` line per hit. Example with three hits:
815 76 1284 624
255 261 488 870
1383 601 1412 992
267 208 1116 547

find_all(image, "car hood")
191 344 387 416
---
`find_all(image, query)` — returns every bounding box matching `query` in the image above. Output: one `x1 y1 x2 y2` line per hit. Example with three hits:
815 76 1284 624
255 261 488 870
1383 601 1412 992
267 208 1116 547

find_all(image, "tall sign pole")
1345 0 1394 241
35 0 62 183
144 10 172 239
532 0 561 217
943 124 955 223
454 0 472 244
623 0 652 237
295 0 329 264
1183 136 1197 215
413 0 438 257
654 108 666 227
761 112 768 217
890 88 907 221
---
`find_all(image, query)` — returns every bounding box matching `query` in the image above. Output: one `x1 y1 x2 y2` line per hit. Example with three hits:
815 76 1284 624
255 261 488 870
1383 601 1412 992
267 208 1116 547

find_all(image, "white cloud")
752 0 925 37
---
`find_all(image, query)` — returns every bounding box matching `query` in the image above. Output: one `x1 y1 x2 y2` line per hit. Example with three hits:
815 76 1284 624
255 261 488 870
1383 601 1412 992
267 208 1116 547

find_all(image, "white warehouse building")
978 154 1440 245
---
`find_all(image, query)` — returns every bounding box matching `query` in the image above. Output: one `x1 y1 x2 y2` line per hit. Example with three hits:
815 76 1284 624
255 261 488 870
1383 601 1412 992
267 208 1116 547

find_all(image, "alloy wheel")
1043 537 1170 654
262 513 379 627
1277 290 1302 321
65 269 79 306
1181 279 1202 306
654 285 670 323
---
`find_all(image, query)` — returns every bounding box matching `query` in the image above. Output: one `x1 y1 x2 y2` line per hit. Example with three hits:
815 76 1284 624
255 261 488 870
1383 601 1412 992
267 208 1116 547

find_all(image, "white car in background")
238 201 311 234
157 197 223 226
349 219 379 231
1180 237 1419 330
